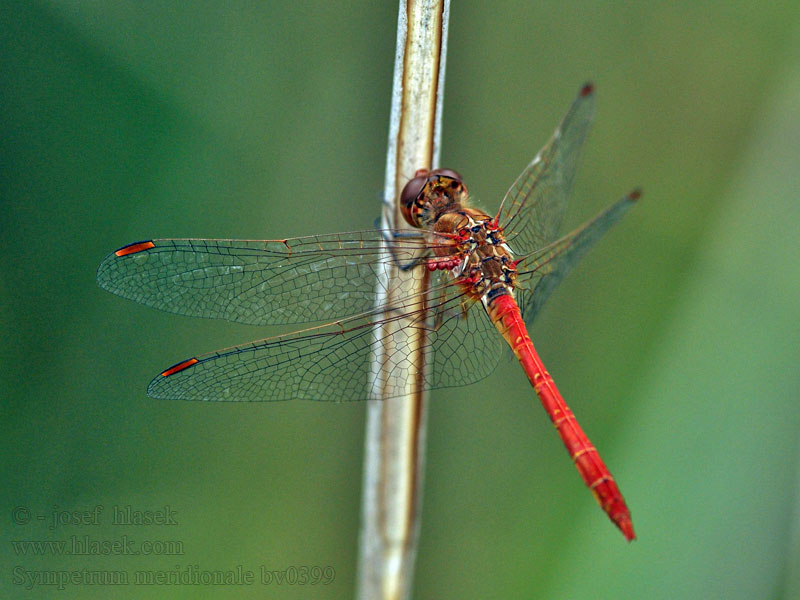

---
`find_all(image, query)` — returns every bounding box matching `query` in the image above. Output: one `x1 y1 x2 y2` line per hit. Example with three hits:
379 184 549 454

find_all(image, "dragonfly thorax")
429 206 519 304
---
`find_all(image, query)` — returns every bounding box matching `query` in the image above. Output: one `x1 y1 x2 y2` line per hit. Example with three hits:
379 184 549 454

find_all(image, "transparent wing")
518 191 640 324
129 191 639 403
143 184 638 403
146 273 503 402
498 83 596 257
96 232 436 325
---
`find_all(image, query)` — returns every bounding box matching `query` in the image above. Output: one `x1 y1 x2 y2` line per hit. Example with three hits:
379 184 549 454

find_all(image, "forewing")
498 84 596 257
96 233 431 325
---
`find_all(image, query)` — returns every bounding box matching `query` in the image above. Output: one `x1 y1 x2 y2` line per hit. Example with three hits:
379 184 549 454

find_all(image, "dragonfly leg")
375 225 428 271
381 227 426 240
397 255 427 272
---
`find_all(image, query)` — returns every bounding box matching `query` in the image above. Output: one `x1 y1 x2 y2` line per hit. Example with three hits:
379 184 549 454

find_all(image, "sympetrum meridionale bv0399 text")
97 83 638 540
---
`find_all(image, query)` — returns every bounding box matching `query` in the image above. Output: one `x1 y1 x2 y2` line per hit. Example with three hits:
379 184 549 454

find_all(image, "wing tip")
580 82 595 97
114 240 156 257
148 357 200 399
98 240 156 284
160 357 199 377
627 188 643 202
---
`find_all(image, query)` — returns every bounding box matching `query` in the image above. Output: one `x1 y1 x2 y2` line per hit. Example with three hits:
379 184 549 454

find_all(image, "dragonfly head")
400 168 468 227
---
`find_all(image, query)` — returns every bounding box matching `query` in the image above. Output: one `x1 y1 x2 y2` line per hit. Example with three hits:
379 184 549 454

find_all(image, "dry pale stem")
356 2 450 600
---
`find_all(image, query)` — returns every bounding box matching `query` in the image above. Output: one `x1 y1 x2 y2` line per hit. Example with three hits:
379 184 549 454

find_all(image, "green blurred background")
2 1 799 598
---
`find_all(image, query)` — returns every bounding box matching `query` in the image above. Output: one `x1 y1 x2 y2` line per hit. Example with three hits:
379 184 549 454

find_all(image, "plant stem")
356 2 450 599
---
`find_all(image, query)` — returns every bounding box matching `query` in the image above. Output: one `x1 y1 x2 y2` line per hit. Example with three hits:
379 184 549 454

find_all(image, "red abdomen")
486 293 635 541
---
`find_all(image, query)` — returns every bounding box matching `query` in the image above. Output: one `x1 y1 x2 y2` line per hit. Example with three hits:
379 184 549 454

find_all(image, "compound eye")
400 172 429 226
400 173 428 210
401 173 428 204
430 168 462 182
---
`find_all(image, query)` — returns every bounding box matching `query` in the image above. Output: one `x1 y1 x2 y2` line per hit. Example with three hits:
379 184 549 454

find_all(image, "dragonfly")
97 83 637 541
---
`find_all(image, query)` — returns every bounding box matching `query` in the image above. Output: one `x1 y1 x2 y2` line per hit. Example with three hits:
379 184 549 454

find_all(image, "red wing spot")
161 358 199 377
115 241 155 257
580 82 594 97
628 188 642 201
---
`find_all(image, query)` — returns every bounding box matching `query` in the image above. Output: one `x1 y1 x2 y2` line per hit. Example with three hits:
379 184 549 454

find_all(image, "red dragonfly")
97 83 637 540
